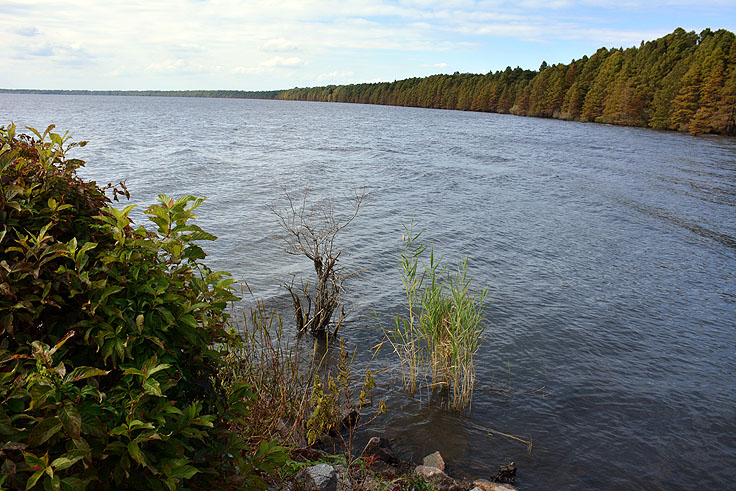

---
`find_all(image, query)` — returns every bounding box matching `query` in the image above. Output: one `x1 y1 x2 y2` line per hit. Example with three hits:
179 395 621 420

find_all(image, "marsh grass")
219 296 314 448
219 284 384 462
386 222 488 411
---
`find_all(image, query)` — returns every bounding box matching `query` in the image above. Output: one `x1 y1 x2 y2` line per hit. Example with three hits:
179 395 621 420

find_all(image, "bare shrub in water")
269 188 365 337
386 222 488 411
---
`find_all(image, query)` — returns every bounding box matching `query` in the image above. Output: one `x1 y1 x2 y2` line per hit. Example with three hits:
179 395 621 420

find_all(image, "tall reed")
387 222 488 411
220 297 313 447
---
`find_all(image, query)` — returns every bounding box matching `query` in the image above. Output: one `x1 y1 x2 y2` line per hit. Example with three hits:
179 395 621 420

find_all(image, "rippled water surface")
2 94 735 489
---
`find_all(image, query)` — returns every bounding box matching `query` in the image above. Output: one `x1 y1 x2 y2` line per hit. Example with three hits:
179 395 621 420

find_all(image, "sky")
1 1 734 91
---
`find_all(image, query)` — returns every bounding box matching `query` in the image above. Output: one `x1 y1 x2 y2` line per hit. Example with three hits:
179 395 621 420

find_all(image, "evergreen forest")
276 28 736 135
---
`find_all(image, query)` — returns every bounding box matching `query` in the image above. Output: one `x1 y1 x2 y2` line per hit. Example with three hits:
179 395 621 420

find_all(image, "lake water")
2 94 735 489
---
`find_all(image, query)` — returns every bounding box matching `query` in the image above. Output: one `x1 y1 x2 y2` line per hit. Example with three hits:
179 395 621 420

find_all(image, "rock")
360 436 399 465
333 464 352 491
492 462 516 484
473 478 517 491
422 450 446 472
295 464 337 491
414 465 463 491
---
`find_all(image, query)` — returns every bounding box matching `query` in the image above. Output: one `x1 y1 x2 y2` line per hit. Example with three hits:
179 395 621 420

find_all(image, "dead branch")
269 188 366 337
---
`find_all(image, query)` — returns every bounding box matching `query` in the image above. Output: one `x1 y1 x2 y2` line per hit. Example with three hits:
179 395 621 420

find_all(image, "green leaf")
122 367 143 377
46 474 61 491
25 469 45 490
186 230 216 241
181 245 206 260
50 454 84 471
161 405 182 416
96 286 124 304
28 417 63 447
146 363 171 377
1 441 28 451
145 205 170 221
0 406 18 436
64 366 109 383
109 425 128 437
143 378 162 397
78 242 97 254
59 477 89 491
156 307 175 326
25 125 42 139
127 441 145 466
49 133 62 147
173 195 197 205
178 314 198 329
119 204 137 217
58 404 81 440
167 465 198 480
128 420 155 431
37 222 53 242
42 124 55 139
23 452 48 468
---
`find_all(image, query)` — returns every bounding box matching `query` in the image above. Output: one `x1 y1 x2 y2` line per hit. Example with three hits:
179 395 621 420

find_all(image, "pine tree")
582 50 622 121
672 63 703 131
690 47 726 133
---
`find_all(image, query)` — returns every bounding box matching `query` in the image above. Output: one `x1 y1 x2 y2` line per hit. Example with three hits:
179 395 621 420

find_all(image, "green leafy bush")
0 124 287 490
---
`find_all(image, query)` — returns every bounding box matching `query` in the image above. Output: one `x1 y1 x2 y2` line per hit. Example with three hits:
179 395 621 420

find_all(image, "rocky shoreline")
274 437 518 491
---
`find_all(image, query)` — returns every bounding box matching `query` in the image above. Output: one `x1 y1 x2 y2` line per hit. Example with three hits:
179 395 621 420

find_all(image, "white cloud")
14 26 39 37
145 59 210 73
231 57 305 75
263 38 300 51
0 0 731 89
262 56 304 68
316 71 355 81
231 65 261 75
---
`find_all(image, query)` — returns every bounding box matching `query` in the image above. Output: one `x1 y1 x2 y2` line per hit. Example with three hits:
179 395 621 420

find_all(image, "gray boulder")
422 450 446 472
414 465 463 491
295 463 337 491
473 478 517 491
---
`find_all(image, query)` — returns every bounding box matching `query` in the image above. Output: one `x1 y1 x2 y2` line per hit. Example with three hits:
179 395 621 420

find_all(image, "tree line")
3 28 733 135
276 28 735 135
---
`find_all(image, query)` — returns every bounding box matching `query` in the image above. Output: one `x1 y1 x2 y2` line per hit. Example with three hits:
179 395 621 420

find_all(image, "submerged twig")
468 422 533 454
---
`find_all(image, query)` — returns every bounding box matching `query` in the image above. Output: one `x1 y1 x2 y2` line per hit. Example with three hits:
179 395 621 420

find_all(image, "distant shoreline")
0 88 280 99
3 86 734 139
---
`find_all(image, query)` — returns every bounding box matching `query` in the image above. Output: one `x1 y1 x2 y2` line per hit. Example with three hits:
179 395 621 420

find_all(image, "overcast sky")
1 1 734 91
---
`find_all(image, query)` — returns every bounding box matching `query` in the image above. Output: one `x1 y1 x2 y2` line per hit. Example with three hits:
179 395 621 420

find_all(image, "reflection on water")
1 94 735 489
